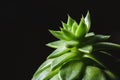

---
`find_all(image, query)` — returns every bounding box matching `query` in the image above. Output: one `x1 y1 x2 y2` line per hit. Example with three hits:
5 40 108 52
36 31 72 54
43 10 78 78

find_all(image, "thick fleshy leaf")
32 67 59 80
82 66 106 80
85 11 91 32
99 51 113 57
32 12 120 80
61 29 76 40
85 32 95 37
83 54 105 68
75 17 88 39
47 46 69 59
59 60 84 80
67 15 74 27
78 45 93 54
50 74 60 80
86 35 110 44
65 40 79 48
104 70 119 80
71 21 78 34
51 52 77 70
46 40 65 48
93 42 120 51
32 67 50 80
32 59 53 78
43 68 60 80
49 30 68 40
62 21 69 30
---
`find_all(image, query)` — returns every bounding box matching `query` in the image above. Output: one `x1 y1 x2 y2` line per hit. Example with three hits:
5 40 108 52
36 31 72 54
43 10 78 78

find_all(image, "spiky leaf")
93 42 120 51
85 35 110 44
62 21 69 30
61 29 76 40
71 21 78 34
32 12 120 80
78 45 93 54
75 17 88 39
46 40 65 48
47 46 69 59
85 32 95 37
67 15 74 27
49 30 68 40
85 11 91 31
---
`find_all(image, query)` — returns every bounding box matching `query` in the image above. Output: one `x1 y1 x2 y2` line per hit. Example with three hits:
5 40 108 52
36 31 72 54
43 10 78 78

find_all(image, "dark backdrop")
20 0 120 80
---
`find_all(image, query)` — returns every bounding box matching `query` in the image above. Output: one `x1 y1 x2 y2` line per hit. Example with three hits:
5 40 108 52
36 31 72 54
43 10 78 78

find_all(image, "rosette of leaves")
32 11 120 80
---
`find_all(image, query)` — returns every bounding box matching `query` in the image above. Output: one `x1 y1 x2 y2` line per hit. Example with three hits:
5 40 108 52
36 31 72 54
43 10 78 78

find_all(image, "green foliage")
59 61 84 80
82 66 106 80
32 11 120 80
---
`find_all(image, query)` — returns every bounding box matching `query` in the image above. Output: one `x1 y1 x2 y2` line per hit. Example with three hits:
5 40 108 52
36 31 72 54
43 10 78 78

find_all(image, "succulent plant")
32 11 120 80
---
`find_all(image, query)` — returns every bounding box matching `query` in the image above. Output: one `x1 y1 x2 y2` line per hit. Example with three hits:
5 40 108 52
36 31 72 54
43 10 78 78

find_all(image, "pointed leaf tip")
71 21 78 34
75 17 88 39
46 40 65 48
67 15 74 27
78 45 93 54
49 30 68 40
61 29 76 40
61 21 68 30
47 46 69 59
85 11 91 32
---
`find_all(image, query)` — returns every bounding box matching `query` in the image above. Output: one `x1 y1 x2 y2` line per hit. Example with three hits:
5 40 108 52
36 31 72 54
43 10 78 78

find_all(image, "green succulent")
32 11 120 80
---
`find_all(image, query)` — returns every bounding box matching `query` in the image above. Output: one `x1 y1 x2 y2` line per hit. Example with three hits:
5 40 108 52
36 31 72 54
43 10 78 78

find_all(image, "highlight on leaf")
75 16 88 39
32 11 120 80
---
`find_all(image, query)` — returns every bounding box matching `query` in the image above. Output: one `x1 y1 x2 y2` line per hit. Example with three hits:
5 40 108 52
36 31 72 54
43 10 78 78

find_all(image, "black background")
15 0 120 80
